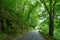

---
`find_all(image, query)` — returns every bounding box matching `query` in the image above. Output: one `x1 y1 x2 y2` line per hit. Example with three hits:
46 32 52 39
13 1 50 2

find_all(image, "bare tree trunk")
49 0 54 37
49 12 54 37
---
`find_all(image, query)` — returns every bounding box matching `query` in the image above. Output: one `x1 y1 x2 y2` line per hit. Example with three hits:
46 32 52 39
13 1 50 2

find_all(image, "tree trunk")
1 19 5 32
49 0 54 37
49 12 54 37
0 13 5 32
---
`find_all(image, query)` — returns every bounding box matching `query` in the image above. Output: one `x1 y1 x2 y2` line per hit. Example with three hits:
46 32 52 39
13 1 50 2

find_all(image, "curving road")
16 30 46 40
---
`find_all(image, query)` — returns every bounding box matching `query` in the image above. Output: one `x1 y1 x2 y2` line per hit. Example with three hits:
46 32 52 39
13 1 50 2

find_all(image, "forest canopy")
0 0 60 40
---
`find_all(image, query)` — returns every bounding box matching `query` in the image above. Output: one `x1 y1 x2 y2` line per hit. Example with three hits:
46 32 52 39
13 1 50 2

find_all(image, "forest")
0 0 60 40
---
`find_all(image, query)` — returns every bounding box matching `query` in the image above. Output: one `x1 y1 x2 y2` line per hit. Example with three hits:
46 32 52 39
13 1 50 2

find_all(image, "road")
16 30 46 40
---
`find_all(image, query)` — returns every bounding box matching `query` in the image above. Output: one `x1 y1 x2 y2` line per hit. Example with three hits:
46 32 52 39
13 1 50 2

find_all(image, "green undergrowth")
0 30 27 40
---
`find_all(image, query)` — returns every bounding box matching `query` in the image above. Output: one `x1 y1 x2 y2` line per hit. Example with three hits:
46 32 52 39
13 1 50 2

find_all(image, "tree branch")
53 0 57 17
40 0 49 13
53 0 57 12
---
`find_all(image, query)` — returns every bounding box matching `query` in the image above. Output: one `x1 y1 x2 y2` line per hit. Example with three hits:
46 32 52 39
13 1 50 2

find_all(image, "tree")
0 0 39 33
39 0 57 37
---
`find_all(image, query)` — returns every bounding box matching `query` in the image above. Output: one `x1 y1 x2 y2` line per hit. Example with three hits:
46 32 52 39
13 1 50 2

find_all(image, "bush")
0 33 7 40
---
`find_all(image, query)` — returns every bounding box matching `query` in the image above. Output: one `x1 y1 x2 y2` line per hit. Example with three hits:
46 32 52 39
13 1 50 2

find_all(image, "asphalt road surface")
16 30 46 40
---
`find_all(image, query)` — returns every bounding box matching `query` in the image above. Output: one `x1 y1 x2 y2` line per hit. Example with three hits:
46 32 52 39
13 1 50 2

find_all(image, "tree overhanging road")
16 30 46 40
